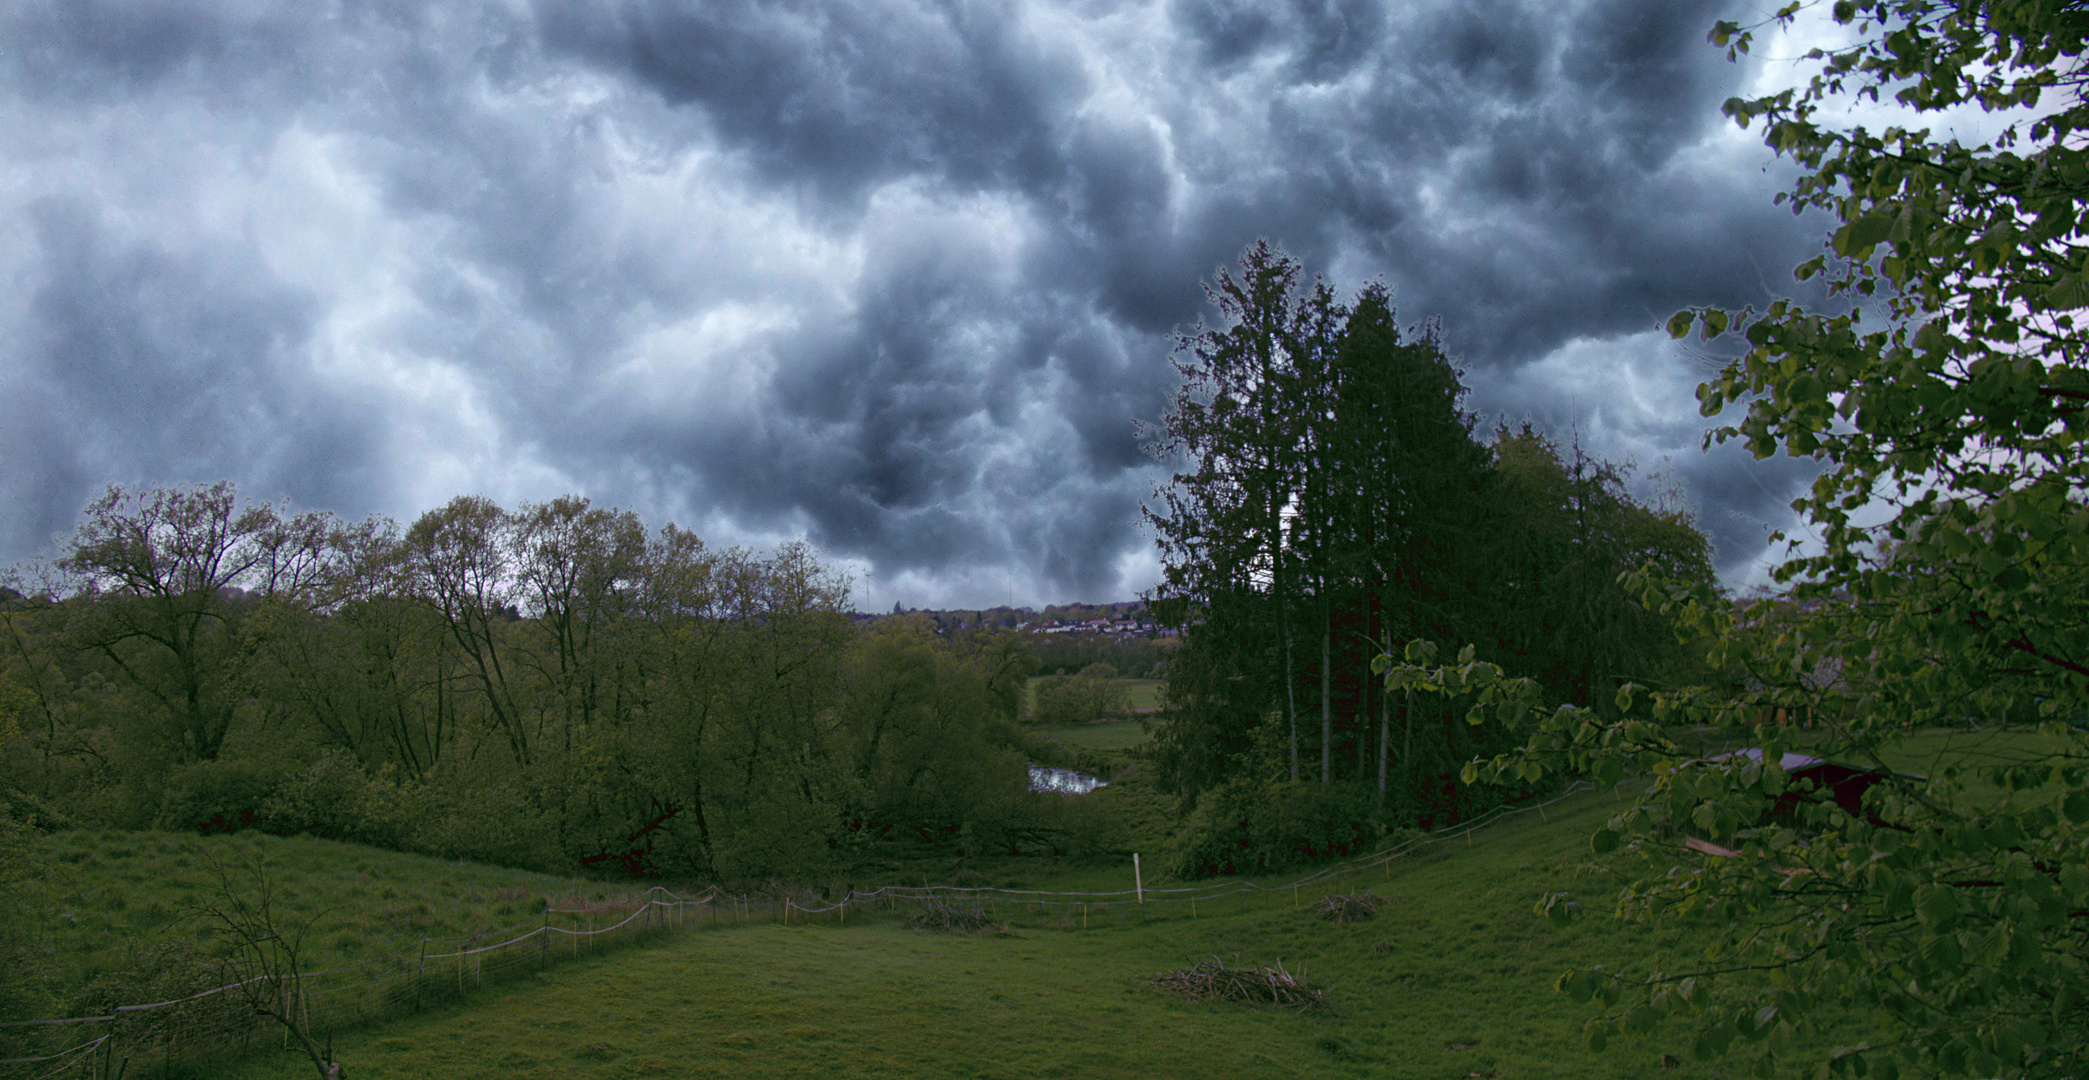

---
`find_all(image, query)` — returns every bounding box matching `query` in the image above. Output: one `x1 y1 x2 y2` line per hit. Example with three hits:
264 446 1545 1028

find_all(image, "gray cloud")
0 0 1831 604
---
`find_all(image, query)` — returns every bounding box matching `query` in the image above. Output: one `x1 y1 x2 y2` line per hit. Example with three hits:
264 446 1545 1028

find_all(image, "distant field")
210 785 1873 1080
1036 718 1153 751
1121 678 1166 711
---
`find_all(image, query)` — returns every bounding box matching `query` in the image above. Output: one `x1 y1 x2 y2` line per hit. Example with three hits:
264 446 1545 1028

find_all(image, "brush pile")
1150 957 1331 1013
1313 891 1386 924
902 897 1002 933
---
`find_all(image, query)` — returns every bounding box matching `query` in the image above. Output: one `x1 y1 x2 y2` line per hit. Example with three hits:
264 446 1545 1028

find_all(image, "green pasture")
15 830 636 1016
1035 718 1152 752
1121 679 1166 711
205 785 1867 1080
30 719 2039 1077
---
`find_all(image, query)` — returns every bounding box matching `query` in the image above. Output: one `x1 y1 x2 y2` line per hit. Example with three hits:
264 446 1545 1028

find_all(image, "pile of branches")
1313 891 1386 924
902 898 1002 933
1150 957 1330 1013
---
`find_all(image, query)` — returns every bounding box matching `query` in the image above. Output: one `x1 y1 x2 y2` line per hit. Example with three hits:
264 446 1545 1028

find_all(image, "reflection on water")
1028 764 1107 794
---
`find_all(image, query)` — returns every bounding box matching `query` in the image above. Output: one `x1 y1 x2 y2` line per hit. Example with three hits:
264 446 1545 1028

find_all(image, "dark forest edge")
1142 243 1721 877
0 377 1700 888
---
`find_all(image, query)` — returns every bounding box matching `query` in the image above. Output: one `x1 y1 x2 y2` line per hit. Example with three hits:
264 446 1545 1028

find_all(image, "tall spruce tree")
1146 249 1500 808
1148 246 1712 826
1144 241 1318 791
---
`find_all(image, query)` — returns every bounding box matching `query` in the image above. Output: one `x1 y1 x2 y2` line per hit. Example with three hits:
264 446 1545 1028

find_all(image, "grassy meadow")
15 725 1976 1079
14 829 649 1018
1035 717 1153 753
166 783 1866 1080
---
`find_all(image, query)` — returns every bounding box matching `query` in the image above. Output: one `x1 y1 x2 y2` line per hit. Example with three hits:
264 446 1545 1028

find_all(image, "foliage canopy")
1407 3 2089 1076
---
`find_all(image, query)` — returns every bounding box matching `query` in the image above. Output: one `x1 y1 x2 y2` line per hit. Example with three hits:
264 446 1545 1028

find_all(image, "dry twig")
1150 956 1331 1013
1312 891 1386 924
902 898 1002 933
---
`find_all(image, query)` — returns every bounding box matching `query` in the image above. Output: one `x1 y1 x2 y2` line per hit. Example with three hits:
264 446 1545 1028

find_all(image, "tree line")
0 485 1095 881
1144 243 1716 869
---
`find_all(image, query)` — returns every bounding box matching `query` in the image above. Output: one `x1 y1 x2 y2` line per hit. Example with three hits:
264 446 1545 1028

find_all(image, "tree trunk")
1403 688 1414 798
1320 616 1332 784
1377 669 1390 806
1277 507 1298 783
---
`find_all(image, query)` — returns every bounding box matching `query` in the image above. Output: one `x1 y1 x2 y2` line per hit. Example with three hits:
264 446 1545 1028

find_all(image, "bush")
261 750 407 846
1029 664 1129 725
394 774 566 873
1169 779 1383 879
265 752 568 872
154 758 290 834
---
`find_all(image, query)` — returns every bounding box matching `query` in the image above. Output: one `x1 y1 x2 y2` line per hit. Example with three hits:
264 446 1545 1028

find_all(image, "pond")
1027 764 1107 794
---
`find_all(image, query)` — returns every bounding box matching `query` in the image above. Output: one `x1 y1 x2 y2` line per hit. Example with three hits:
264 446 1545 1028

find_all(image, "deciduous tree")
1422 3 2089 1075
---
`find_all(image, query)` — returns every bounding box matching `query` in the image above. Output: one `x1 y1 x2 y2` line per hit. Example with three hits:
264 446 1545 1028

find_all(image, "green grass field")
15 829 644 1017
1035 718 1152 752
28 718 2008 1078
190 785 1864 1080
1121 679 1166 711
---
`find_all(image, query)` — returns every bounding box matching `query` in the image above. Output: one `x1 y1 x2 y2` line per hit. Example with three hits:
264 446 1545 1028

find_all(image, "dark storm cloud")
1 196 381 553
0 0 1830 602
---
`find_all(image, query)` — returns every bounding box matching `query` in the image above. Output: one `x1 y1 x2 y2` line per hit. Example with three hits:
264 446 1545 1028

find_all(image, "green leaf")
2063 788 2089 824
2060 862 2089 901
1915 885 1957 931
1668 310 1696 338
1835 213 1894 256
1591 828 1621 854
2045 273 2089 311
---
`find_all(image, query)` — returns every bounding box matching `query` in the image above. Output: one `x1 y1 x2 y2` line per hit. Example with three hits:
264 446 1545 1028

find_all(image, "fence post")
1133 853 1144 904
540 911 549 967
416 940 427 1011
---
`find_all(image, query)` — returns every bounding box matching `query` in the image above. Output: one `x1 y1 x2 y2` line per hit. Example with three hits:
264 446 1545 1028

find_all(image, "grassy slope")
20 829 643 1016
213 785 1847 1080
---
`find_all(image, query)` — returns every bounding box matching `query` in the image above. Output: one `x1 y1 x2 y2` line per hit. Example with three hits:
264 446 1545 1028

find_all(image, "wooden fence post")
415 940 427 1011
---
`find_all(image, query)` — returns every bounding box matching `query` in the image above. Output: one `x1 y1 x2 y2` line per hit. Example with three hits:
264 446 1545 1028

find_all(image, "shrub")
395 775 566 873
1029 664 1130 725
261 749 398 844
154 758 289 835
1169 779 1382 878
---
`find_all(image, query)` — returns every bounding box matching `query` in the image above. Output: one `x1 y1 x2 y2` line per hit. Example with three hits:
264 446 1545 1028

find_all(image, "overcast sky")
0 0 1845 609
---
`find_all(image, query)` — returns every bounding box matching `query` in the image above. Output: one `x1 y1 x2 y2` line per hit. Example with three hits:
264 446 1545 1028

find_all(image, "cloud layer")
0 0 1830 606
